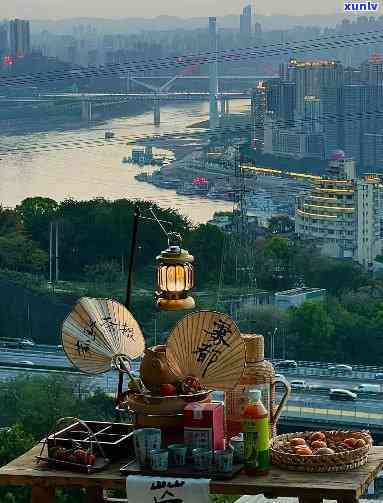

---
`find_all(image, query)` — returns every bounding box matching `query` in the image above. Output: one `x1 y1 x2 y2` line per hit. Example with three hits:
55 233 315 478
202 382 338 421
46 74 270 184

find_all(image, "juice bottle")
242 388 270 475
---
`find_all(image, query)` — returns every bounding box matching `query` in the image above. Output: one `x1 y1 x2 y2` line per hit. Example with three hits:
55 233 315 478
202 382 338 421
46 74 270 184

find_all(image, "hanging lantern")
156 232 195 311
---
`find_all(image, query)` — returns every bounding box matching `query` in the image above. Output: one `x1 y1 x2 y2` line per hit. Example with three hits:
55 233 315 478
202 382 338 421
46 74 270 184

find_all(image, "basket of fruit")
36 417 110 473
270 430 373 472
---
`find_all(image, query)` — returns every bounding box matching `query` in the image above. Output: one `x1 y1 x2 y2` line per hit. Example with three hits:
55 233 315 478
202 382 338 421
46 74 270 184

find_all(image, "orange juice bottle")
242 389 270 475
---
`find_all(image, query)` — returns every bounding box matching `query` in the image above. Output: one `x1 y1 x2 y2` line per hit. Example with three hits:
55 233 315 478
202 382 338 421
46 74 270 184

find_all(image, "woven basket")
271 430 372 472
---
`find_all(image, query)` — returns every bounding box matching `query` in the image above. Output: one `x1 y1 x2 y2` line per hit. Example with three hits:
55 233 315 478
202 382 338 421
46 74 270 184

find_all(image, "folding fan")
165 310 246 391
62 297 145 376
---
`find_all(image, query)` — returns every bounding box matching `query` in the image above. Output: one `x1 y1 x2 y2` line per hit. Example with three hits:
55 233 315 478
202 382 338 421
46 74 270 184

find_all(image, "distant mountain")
27 14 346 35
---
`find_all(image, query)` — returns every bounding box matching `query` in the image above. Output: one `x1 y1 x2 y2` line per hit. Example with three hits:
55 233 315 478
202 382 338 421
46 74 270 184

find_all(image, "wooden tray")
36 455 109 474
120 459 243 480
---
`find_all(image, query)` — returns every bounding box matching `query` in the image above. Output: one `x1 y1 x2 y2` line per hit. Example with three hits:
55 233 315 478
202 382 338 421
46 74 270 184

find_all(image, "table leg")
31 486 55 503
85 487 104 503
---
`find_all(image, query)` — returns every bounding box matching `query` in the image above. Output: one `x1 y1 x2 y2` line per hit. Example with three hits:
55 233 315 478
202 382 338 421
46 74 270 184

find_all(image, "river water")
0 99 249 223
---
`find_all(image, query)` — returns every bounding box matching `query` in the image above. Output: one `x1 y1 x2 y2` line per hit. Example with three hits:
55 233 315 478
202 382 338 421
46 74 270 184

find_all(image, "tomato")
87 453 96 466
159 384 177 396
73 449 88 465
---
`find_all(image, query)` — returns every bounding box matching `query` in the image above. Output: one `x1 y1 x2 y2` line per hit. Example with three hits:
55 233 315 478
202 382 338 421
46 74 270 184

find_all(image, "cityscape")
1 2 383 502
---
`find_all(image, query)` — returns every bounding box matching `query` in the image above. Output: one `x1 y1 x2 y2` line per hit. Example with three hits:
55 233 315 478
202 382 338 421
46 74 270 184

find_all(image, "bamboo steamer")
225 334 290 439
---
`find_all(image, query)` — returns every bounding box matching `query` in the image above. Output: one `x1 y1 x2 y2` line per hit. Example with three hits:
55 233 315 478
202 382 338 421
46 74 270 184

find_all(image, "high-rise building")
295 150 382 269
364 132 383 169
361 54 383 85
287 59 343 115
251 80 267 148
239 5 252 42
342 84 367 165
303 96 322 133
9 19 30 58
0 23 8 54
321 85 343 159
266 80 295 127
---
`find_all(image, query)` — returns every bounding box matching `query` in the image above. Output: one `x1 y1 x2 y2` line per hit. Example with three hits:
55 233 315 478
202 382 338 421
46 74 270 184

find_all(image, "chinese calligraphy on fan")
192 318 232 376
76 316 135 358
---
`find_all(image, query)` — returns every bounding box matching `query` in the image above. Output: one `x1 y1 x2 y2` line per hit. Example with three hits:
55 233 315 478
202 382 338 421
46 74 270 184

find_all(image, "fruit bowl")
125 389 212 415
271 430 373 472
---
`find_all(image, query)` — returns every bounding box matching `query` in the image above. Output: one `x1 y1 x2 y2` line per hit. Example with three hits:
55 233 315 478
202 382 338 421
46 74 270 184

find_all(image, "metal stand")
116 203 140 420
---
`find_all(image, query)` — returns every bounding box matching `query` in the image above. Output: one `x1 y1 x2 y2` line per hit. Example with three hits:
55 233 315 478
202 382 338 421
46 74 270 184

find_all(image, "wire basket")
270 430 373 473
36 417 110 473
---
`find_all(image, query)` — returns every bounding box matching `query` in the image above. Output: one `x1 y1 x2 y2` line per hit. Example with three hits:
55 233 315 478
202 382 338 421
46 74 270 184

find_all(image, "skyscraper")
303 96 322 133
239 5 252 43
0 24 8 54
266 80 295 127
251 80 267 148
9 19 30 58
361 54 383 85
288 59 343 115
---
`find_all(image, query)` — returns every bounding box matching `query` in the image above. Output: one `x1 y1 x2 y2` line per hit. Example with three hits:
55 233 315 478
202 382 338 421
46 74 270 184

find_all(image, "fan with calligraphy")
165 310 246 391
62 297 145 375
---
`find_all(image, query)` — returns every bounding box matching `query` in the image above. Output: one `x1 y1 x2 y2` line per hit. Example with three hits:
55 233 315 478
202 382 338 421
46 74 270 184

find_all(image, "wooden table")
0 444 382 503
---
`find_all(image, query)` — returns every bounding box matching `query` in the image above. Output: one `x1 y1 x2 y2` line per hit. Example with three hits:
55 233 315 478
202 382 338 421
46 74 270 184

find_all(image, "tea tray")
120 460 243 480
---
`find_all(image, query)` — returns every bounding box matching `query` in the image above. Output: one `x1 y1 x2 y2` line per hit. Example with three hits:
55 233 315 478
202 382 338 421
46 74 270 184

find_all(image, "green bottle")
242 388 270 475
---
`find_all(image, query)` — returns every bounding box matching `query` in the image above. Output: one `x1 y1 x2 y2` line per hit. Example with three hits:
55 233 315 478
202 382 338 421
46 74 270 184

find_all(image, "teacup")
215 448 234 473
168 444 188 466
192 448 213 471
133 428 162 467
150 449 169 472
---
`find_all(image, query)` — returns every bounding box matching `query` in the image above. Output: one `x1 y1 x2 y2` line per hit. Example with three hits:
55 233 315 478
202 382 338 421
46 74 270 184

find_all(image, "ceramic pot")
139 345 178 392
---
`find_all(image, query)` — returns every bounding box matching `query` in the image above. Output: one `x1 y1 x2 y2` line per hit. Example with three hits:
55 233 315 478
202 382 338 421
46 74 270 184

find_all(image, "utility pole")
49 222 53 284
55 221 59 282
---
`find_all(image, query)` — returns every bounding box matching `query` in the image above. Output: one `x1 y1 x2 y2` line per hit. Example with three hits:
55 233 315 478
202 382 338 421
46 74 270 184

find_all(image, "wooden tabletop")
0 444 382 502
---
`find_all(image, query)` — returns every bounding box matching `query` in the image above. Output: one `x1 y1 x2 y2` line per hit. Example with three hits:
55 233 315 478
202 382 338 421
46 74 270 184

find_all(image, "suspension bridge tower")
208 17 219 130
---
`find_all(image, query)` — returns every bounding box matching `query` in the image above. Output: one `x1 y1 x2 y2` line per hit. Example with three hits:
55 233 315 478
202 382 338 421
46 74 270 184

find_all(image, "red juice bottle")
242 389 270 476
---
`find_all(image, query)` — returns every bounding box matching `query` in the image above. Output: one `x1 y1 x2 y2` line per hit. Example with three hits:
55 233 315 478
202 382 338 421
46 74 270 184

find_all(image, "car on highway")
290 379 308 391
17 360 35 366
356 383 381 393
329 388 357 401
328 364 353 374
19 339 35 348
275 360 298 369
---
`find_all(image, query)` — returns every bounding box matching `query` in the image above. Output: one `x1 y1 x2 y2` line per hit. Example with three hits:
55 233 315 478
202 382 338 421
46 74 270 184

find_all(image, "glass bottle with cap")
242 388 270 475
225 334 290 439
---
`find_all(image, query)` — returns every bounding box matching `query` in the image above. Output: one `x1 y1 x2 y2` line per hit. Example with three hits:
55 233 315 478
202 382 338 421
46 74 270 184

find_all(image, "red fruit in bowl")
159 384 177 396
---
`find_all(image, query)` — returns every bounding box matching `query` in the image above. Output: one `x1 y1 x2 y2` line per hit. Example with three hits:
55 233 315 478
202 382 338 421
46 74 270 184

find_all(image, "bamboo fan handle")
271 375 291 426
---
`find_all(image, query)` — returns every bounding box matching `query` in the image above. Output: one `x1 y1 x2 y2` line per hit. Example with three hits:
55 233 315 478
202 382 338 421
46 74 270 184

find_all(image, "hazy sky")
2 0 340 19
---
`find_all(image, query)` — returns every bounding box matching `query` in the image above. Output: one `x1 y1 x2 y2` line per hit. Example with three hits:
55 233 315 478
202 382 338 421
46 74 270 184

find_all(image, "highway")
0 349 70 368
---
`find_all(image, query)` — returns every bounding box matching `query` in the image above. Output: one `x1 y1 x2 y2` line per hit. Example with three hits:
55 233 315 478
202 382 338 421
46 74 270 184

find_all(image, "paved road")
0 349 70 368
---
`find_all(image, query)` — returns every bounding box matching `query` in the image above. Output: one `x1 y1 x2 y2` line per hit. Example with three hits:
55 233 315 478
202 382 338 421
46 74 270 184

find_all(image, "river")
0 99 249 223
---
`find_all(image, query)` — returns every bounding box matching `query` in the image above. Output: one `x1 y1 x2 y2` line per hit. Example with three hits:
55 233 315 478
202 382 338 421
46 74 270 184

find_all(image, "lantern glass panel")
166 265 176 291
175 265 186 292
159 265 168 290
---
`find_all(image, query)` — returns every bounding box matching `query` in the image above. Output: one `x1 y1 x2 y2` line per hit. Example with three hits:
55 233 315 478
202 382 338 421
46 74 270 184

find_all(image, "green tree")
15 197 58 247
0 234 48 273
288 300 335 360
185 224 224 286
0 425 35 466
0 207 18 236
